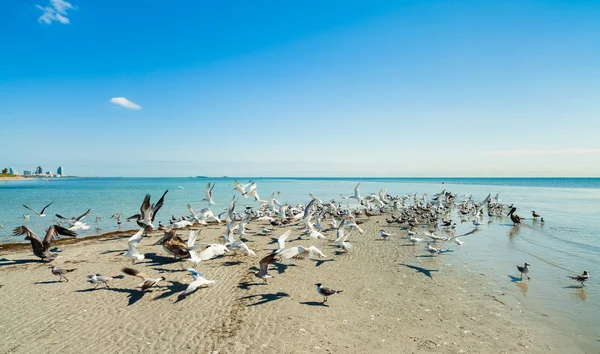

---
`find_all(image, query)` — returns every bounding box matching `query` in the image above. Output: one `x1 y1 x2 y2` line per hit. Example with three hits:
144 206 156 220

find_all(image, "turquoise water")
1 177 599 350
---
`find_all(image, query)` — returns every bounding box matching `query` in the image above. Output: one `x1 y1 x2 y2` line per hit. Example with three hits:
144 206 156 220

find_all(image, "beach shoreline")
0 215 590 353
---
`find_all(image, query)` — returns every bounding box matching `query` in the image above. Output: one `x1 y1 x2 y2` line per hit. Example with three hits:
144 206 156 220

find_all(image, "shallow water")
1 177 598 350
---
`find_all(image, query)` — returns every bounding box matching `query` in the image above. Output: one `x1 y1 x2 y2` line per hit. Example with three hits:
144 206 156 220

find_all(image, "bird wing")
204 183 211 199
13 225 45 255
187 230 200 248
128 227 145 245
122 267 151 280
43 225 77 251
139 194 152 219
354 182 361 196
277 230 291 251
151 190 168 221
55 213 72 220
23 204 41 216
75 209 91 221
258 253 279 276
40 201 54 214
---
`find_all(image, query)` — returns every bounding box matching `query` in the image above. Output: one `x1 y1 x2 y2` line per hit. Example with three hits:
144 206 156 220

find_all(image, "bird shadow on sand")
239 292 290 307
508 275 523 283
313 259 335 267
238 281 266 290
100 249 125 255
299 301 329 307
77 286 147 306
34 280 63 284
399 264 438 279
152 281 188 301
438 249 454 254
274 262 296 274
222 260 244 266
0 258 45 267
563 285 585 289
152 267 184 273
144 253 180 266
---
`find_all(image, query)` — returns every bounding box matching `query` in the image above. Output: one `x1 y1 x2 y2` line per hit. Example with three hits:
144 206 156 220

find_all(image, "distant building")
35 166 43 175
8 167 17 175
57 166 63 176
46 171 51 175
23 170 31 176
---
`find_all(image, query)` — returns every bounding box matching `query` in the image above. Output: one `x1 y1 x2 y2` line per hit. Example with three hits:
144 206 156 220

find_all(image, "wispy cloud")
110 97 142 110
482 148 600 156
36 0 75 25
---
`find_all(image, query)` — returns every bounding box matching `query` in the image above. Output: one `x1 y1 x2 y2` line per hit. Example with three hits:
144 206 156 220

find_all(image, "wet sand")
0 215 585 353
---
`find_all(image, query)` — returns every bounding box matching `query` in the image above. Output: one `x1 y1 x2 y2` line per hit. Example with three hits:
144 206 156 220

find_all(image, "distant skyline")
1 1 599 177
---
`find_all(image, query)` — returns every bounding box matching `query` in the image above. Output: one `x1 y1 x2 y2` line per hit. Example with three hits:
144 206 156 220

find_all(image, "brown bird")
122 267 166 290
507 207 522 225
255 253 280 283
13 225 77 261
50 265 76 282
567 270 590 288
153 230 190 259
531 211 541 218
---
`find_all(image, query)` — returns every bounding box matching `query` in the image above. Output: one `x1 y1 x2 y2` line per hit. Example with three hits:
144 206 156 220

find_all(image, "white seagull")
184 268 216 295
23 202 54 217
202 183 216 205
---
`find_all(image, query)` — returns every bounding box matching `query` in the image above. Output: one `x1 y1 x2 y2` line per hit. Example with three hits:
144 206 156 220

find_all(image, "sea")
1 177 598 351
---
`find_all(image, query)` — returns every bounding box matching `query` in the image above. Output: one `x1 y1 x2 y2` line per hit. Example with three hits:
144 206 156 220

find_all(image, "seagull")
202 183 216 205
454 238 464 246
261 227 272 234
188 244 229 266
516 262 531 280
23 202 54 217
88 273 112 289
255 253 280 283
426 243 440 255
127 190 168 230
273 230 291 254
226 239 257 256
184 268 216 295
233 180 252 197
407 230 416 236
567 270 589 287
50 265 76 282
12 225 77 261
379 230 395 240
278 245 326 260
116 227 145 263
315 283 342 303
122 267 166 290
409 235 423 244
472 219 481 228
23 214 30 221
55 208 91 223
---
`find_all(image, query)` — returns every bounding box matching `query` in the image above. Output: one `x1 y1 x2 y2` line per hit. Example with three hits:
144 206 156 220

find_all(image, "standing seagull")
12 225 77 261
202 183 216 205
50 265 76 282
23 202 54 217
516 262 531 280
379 230 395 240
88 273 113 289
315 283 343 303
128 190 168 230
122 267 166 290
567 270 589 288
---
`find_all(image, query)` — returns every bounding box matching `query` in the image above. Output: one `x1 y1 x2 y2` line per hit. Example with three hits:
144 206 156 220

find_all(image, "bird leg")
64 276 69 282
526 275 531 280
520 274 523 280
94 283 99 289
323 297 328 303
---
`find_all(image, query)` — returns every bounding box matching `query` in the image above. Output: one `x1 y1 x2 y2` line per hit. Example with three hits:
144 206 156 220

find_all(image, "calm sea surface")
1 177 599 350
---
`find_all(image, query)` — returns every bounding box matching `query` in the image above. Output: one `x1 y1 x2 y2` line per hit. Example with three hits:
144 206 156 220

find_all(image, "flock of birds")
3 181 591 305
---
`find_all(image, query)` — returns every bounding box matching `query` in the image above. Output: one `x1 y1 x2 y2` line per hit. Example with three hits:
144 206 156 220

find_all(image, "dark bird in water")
23 202 54 217
516 262 531 280
255 253 280 283
127 190 168 230
531 211 541 218
567 270 590 288
12 225 77 261
507 207 522 225
50 265 76 282
315 283 343 303
122 267 166 290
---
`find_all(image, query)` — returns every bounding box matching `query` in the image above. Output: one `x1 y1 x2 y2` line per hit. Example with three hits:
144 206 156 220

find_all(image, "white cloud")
36 0 74 25
482 148 600 156
110 97 142 110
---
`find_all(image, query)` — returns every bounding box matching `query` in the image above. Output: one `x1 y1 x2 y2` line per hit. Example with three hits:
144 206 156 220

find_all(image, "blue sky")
1 0 599 177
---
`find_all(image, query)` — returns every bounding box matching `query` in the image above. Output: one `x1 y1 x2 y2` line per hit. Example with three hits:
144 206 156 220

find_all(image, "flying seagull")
184 268 216 295
50 265 76 282
55 208 91 223
122 267 166 290
115 227 145 263
128 190 168 229
255 253 280 283
23 202 54 217
202 183 216 205
12 225 77 261
315 283 343 303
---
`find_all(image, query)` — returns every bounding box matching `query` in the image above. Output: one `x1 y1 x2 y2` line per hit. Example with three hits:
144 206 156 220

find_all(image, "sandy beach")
0 215 585 353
